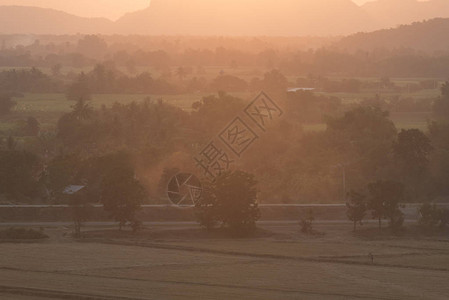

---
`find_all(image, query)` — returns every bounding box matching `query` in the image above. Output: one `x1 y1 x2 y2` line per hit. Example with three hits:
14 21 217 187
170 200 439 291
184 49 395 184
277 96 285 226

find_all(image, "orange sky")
0 0 375 19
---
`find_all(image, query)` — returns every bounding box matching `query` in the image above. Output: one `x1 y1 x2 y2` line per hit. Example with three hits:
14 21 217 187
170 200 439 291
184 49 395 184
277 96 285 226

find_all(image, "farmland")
1 82 439 133
0 223 448 299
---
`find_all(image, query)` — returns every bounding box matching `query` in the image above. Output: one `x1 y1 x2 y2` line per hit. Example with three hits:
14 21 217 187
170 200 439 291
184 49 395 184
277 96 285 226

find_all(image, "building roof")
63 185 85 195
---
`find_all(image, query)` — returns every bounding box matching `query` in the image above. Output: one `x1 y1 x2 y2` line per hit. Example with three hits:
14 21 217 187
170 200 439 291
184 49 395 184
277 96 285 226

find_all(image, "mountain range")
1 0 449 36
338 18 449 52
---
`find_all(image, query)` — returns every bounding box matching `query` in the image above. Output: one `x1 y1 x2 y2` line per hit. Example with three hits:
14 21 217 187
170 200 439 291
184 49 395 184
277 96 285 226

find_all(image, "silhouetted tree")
367 180 405 230
100 154 147 230
23 117 40 136
346 190 367 231
299 208 315 234
196 171 260 234
66 72 91 102
0 94 16 115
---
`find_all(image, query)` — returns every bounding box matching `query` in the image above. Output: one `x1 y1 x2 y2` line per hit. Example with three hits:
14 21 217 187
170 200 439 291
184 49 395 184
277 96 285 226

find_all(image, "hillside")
0 6 113 34
2 1 449 36
362 0 449 29
337 18 449 52
116 0 377 36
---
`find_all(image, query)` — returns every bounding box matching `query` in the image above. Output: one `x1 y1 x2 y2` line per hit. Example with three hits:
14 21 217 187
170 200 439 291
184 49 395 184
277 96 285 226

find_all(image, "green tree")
66 72 91 102
0 94 16 115
22 117 40 136
196 171 260 234
367 180 405 230
418 203 441 230
100 157 147 230
69 193 91 238
393 129 432 175
0 150 41 200
433 81 449 117
346 190 367 231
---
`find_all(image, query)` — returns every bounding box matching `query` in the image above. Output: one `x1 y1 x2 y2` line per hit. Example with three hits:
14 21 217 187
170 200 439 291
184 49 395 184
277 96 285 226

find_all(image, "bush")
195 171 260 235
418 203 449 231
418 203 440 230
299 209 315 234
0 94 16 115
0 228 48 240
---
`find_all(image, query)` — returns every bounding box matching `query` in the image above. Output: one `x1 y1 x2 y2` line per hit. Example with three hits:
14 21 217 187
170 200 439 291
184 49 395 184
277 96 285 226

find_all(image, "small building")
287 87 316 93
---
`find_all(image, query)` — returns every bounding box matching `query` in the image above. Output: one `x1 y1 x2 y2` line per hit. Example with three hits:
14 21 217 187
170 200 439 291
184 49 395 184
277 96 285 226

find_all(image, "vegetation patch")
0 227 48 240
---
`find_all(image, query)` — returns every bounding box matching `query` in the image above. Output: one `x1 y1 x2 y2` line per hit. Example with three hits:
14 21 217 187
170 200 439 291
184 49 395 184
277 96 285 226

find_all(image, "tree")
23 117 40 136
299 209 315 234
418 203 449 231
69 192 91 238
176 67 188 80
367 180 405 230
196 171 260 234
346 190 367 231
66 72 91 102
433 81 449 117
157 167 180 197
100 156 147 230
0 94 16 115
253 69 288 93
418 203 441 230
393 129 433 176
0 150 41 200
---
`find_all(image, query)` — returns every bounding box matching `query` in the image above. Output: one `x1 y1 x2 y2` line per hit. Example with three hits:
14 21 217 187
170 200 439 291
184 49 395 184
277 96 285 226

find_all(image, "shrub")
0 228 48 240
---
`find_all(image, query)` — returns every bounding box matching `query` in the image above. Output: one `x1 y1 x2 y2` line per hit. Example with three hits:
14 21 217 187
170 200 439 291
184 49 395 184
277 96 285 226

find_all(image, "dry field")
0 223 448 299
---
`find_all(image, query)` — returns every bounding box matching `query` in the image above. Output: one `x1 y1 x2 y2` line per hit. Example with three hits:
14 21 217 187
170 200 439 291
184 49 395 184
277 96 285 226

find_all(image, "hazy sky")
0 0 428 20
0 0 151 20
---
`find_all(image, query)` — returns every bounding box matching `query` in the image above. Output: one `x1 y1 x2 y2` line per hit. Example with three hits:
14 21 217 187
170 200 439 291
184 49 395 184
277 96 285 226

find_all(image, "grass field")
0 89 435 134
0 223 448 299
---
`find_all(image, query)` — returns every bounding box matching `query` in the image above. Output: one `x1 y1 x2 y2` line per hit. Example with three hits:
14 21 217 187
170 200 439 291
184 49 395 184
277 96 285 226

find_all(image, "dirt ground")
0 223 448 299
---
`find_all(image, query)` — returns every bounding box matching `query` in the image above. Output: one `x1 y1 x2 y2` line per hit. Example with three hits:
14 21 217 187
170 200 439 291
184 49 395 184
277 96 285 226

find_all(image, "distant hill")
337 18 449 52
2 1 449 37
0 6 113 34
362 0 449 29
116 0 377 36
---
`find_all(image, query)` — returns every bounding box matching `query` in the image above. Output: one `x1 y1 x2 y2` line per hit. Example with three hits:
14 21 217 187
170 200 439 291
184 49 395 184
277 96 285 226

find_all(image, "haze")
0 0 150 19
0 0 392 19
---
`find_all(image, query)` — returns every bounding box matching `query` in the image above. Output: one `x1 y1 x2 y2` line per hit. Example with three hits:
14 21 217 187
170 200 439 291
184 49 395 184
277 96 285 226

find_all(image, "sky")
0 0 375 20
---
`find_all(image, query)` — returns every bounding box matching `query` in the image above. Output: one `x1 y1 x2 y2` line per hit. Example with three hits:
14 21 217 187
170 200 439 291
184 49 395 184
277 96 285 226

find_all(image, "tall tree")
66 72 91 102
394 129 432 174
196 170 260 234
100 155 147 230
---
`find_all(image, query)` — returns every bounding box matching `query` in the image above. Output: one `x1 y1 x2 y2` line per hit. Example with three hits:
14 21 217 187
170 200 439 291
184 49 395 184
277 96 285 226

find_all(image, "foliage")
157 167 180 198
209 74 248 92
285 90 342 123
346 190 367 231
66 72 91 102
0 150 41 200
22 117 40 136
0 227 48 240
418 203 449 231
299 209 315 234
433 82 449 118
418 203 441 230
393 129 433 200
393 129 432 173
0 94 16 115
100 153 147 230
69 196 91 238
195 171 260 235
367 180 405 230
